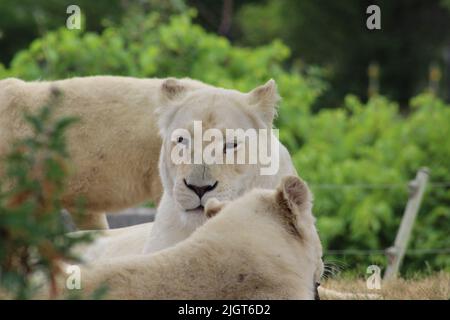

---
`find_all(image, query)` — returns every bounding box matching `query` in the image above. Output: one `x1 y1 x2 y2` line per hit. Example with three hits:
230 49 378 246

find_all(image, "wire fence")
310 181 450 190
325 248 450 256
311 179 450 257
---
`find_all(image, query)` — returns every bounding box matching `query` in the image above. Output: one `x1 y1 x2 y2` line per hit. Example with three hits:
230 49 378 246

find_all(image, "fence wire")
325 248 450 256
312 179 450 257
310 181 450 190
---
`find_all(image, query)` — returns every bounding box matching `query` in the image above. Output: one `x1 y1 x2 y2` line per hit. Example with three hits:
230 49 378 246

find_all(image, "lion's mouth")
185 205 204 213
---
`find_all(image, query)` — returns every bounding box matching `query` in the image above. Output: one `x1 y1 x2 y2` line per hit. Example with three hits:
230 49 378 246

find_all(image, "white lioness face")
157 79 279 219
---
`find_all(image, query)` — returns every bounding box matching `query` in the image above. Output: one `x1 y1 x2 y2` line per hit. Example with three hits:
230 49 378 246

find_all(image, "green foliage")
1 11 448 276
0 92 92 299
1 10 324 97
0 0 187 66
288 93 450 273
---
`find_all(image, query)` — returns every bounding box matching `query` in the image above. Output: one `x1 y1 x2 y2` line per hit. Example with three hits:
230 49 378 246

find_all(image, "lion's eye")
176 136 189 146
223 141 238 153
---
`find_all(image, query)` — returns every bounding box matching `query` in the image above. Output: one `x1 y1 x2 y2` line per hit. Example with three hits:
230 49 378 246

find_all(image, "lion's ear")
160 78 187 102
156 78 187 137
277 176 311 211
204 198 228 218
275 176 313 237
247 79 280 126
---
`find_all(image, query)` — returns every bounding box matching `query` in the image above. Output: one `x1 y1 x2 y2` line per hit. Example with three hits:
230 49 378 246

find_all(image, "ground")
321 272 450 299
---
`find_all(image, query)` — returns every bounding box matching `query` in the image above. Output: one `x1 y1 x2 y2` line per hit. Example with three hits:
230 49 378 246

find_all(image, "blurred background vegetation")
0 0 449 277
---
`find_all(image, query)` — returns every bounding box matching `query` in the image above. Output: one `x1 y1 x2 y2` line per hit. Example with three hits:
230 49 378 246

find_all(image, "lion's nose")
184 179 218 199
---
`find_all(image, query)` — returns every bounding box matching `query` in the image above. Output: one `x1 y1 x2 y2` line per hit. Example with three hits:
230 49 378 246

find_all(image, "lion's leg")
73 212 109 230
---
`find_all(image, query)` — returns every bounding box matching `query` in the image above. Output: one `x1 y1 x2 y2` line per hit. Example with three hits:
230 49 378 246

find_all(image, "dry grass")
320 272 450 300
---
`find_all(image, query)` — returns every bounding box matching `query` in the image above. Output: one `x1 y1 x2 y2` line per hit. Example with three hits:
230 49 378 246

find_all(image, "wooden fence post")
384 167 430 281
368 62 380 98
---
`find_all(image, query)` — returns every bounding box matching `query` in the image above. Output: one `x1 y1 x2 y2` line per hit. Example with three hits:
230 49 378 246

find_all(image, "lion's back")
0 76 170 212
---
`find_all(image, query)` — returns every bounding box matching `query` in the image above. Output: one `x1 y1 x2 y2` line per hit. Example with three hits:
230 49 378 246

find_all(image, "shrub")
0 92 92 299
290 94 450 274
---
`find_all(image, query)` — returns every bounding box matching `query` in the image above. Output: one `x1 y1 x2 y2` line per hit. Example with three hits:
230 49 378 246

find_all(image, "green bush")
0 10 323 97
1 11 448 276
290 93 450 274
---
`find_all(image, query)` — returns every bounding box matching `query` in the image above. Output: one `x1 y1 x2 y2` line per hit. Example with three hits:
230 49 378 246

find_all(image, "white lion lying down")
49 176 323 299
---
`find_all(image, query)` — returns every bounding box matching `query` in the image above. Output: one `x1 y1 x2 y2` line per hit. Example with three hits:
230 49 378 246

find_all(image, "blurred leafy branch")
0 90 92 299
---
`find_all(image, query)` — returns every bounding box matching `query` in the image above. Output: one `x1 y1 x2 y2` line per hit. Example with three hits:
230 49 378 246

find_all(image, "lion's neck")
143 192 204 254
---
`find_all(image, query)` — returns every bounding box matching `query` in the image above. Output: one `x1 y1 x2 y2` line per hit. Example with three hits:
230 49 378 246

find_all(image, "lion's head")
204 175 323 299
156 79 283 224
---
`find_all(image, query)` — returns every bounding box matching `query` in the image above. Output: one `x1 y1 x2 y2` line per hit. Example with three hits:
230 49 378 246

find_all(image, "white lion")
49 176 323 300
142 78 297 253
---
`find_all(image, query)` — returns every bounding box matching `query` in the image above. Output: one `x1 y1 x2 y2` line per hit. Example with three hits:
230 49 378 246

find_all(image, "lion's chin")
179 206 208 230
185 205 204 214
